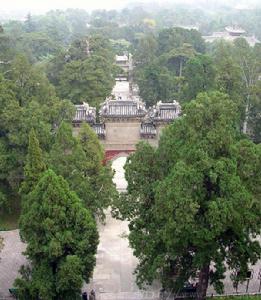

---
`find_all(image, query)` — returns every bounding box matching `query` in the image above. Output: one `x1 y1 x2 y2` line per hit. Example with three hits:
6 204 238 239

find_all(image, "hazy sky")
1 0 259 14
1 0 147 12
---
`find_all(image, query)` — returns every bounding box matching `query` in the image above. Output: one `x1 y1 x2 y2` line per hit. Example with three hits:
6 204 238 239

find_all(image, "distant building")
203 26 260 47
115 53 133 80
73 102 96 127
178 25 199 31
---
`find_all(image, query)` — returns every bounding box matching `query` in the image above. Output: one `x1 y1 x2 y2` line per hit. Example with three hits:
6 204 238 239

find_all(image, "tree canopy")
15 169 98 299
113 91 261 300
49 122 117 219
20 128 46 196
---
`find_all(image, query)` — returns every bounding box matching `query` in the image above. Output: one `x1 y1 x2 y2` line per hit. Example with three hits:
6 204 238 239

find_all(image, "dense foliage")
49 122 117 219
113 91 261 300
15 169 98 299
0 4 260 298
0 21 117 219
46 35 117 106
133 33 261 142
0 54 74 214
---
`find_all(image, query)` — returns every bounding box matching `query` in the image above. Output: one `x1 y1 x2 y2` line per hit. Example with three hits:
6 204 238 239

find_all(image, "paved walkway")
85 157 160 299
1 156 260 299
0 230 26 298
0 156 159 299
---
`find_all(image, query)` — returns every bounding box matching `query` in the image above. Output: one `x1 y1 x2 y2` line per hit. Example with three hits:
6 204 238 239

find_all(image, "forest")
0 3 260 300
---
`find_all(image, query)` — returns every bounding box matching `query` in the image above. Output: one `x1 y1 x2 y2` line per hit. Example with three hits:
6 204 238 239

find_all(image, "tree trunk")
196 263 210 300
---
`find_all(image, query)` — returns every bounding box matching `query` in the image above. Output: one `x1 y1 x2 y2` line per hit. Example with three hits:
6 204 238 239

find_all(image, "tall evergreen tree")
78 123 117 218
182 54 215 101
49 122 117 219
20 128 46 195
78 123 103 175
113 91 261 300
15 169 98 299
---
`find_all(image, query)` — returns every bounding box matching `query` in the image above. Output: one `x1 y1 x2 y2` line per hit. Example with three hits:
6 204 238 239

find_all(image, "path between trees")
0 156 159 299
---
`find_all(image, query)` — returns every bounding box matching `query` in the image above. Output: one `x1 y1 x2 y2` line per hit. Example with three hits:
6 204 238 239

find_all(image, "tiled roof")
100 98 147 118
73 103 96 123
203 28 260 47
149 101 181 122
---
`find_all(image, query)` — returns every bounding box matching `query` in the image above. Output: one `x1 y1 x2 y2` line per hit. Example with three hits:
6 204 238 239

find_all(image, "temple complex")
73 98 180 154
72 53 181 158
203 26 260 47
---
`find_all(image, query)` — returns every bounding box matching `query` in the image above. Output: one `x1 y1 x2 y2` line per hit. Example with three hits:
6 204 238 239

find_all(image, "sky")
0 0 144 13
0 0 259 14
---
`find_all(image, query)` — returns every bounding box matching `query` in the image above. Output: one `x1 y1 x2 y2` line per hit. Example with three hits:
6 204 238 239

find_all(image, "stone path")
0 156 159 299
85 157 160 299
0 230 26 298
0 156 260 299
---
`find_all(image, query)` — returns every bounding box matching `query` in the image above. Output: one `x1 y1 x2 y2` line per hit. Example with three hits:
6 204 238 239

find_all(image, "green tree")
233 39 261 135
20 129 46 195
15 169 98 299
114 91 261 300
134 33 157 66
58 55 115 105
182 54 215 101
135 63 177 106
24 13 35 33
0 56 74 215
134 27 206 105
158 27 205 54
164 43 196 95
211 39 261 142
248 80 261 143
49 122 117 218
212 41 242 101
78 123 117 217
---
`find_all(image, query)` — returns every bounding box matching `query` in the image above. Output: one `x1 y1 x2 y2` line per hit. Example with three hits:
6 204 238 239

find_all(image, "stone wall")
100 120 159 151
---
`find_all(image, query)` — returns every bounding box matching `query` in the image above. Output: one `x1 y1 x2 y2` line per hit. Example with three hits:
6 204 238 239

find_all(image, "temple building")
72 97 181 152
203 26 260 47
73 102 96 126
72 52 181 154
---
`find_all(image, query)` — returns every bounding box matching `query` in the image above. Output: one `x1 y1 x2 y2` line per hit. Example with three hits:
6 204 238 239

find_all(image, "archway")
104 149 134 163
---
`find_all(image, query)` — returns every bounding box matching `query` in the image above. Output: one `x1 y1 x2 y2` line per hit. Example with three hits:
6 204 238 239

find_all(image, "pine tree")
20 128 46 195
114 91 261 300
78 123 117 218
78 123 103 175
49 122 117 219
15 169 98 299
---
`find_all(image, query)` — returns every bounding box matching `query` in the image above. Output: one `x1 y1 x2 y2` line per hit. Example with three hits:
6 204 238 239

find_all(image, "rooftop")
203 26 260 47
225 26 246 35
149 101 181 122
100 98 147 118
73 102 96 123
115 55 129 62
